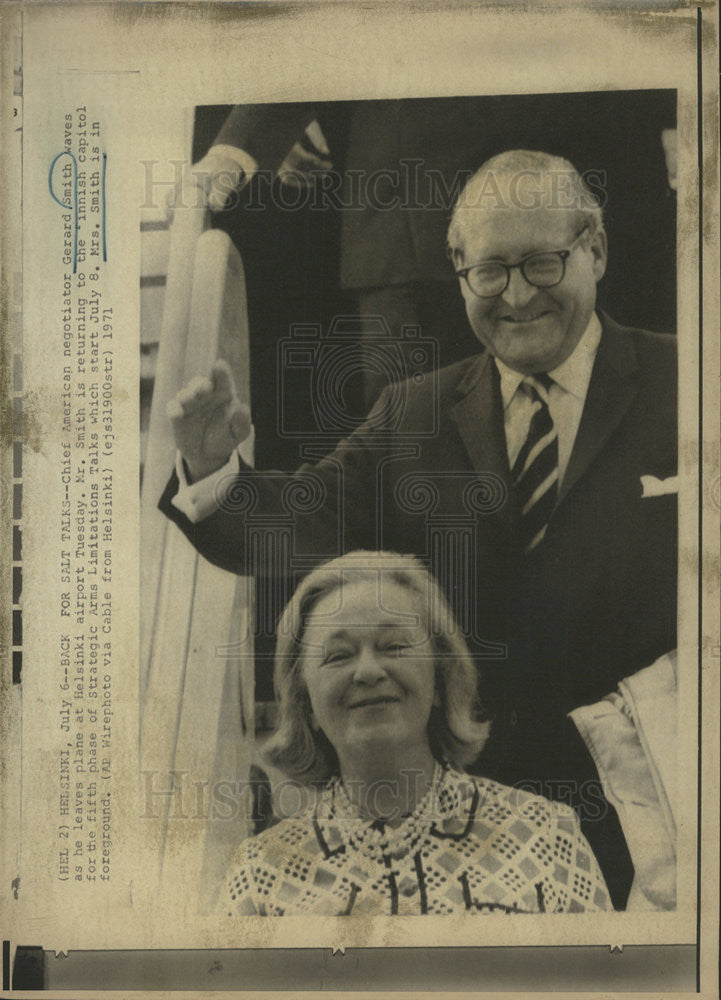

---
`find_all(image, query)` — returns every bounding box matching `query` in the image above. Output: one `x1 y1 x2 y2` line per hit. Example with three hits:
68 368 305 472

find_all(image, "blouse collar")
312 763 480 860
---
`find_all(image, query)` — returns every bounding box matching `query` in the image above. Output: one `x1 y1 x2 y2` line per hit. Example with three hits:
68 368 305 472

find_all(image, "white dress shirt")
172 429 254 524
495 313 602 487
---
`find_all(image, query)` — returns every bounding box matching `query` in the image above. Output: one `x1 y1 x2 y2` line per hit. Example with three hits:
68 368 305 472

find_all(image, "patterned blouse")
226 764 611 916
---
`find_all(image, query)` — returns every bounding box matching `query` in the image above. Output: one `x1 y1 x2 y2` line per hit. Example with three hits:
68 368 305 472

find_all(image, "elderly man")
160 150 677 906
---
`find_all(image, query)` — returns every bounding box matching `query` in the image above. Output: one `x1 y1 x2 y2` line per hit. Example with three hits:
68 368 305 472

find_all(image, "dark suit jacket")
160 312 677 784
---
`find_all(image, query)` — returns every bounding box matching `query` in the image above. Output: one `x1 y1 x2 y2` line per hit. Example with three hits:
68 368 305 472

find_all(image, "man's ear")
589 226 608 282
453 253 465 274
448 243 464 272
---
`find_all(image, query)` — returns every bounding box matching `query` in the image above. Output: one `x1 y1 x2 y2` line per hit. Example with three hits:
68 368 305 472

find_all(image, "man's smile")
498 310 553 324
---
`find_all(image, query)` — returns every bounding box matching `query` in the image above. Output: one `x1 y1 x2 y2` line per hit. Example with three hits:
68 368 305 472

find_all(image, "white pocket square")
640 474 678 498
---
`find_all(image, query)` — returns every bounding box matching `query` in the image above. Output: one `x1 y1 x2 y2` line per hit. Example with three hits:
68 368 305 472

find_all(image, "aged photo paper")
1 1 719 995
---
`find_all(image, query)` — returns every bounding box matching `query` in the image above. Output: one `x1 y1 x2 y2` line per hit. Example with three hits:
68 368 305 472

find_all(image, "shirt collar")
312 765 477 856
495 312 603 409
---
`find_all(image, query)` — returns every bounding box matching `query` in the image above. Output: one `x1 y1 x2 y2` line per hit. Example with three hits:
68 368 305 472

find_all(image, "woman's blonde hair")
263 551 490 784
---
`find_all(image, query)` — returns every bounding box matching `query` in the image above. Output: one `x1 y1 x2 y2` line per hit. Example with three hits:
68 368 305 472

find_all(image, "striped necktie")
511 373 559 554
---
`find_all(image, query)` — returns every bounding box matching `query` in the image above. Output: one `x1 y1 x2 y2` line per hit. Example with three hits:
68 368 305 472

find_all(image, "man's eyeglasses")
455 225 590 299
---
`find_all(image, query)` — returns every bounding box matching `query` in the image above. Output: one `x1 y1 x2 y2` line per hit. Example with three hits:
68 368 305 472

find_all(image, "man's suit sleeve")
212 103 322 172
158 390 395 577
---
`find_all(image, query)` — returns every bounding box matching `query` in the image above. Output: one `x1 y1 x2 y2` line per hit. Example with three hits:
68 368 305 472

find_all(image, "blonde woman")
227 551 610 916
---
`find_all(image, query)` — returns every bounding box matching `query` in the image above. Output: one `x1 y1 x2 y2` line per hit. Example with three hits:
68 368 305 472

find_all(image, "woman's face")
299 578 437 769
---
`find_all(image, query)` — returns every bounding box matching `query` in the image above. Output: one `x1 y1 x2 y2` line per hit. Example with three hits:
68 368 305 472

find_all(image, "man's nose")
501 266 537 310
352 647 387 684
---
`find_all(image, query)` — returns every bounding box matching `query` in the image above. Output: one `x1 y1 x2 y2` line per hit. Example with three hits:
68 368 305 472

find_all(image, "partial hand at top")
167 360 251 481
164 151 246 223
277 140 333 189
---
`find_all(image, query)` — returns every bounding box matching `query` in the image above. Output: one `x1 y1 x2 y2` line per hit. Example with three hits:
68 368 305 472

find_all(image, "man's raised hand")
167 360 251 481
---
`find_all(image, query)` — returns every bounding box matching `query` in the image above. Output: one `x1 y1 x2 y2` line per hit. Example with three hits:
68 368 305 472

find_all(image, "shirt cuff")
171 429 255 524
208 144 259 184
